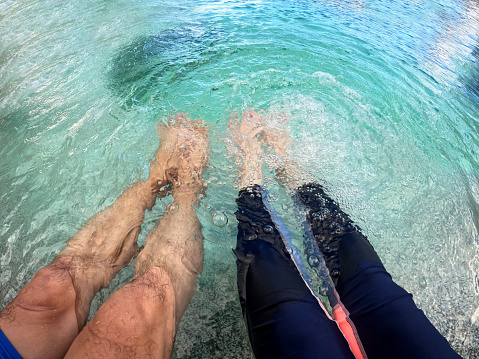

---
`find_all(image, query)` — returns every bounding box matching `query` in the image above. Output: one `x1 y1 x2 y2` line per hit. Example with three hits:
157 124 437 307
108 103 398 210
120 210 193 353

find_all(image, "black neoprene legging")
234 184 462 359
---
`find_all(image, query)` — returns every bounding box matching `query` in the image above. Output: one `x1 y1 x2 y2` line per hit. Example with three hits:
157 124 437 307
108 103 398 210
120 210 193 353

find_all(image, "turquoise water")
1 0 479 357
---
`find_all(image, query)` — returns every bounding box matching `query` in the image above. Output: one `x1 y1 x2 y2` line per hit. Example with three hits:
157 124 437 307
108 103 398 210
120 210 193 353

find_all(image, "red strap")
333 305 367 359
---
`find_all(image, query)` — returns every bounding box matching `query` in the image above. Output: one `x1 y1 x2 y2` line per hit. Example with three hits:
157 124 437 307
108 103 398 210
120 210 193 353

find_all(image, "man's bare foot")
155 114 210 197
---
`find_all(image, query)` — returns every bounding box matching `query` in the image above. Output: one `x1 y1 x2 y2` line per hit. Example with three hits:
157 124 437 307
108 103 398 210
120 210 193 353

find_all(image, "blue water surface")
1 0 479 357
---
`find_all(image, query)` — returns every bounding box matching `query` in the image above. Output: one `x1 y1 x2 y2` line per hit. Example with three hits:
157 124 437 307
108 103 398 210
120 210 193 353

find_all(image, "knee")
132 268 176 323
85 268 176 353
16 258 76 312
106 268 176 333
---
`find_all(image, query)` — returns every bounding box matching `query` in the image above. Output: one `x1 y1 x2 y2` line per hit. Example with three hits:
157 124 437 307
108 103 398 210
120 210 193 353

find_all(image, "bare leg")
64 116 210 358
0 139 168 359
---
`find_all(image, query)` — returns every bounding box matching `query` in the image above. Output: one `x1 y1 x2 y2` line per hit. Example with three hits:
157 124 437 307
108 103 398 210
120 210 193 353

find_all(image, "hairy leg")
65 116 209 358
0 140 168 359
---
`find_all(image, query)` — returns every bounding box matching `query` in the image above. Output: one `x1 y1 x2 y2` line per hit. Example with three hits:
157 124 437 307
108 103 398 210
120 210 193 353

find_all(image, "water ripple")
1 0 479 357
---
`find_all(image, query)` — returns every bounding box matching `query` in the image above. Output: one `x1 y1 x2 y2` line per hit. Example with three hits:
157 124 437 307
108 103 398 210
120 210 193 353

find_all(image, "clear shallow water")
1 0 479 357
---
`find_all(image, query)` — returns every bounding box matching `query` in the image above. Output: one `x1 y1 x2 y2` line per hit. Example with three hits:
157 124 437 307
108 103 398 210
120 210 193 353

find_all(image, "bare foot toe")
156 114 210 194
229 109 265 144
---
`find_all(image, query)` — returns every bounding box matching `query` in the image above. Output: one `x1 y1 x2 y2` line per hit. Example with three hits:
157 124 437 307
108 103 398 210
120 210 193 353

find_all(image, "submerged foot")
228 109 267 189
228 109 266 155
156 114 210 197
229 109 307 189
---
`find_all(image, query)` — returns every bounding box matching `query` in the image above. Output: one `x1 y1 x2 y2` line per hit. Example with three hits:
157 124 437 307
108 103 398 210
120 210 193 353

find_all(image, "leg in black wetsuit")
295 182 462 359
229 109 461 359
234 185 356 359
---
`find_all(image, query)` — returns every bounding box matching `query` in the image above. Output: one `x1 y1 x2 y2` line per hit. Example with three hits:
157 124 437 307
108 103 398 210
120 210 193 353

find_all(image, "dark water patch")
107 26 228 110
0 109 32 134
462 46 479 102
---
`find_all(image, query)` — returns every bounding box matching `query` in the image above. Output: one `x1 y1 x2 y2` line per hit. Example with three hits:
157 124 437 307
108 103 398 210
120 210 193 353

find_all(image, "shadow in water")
108 26 228 110
463 46 479 102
